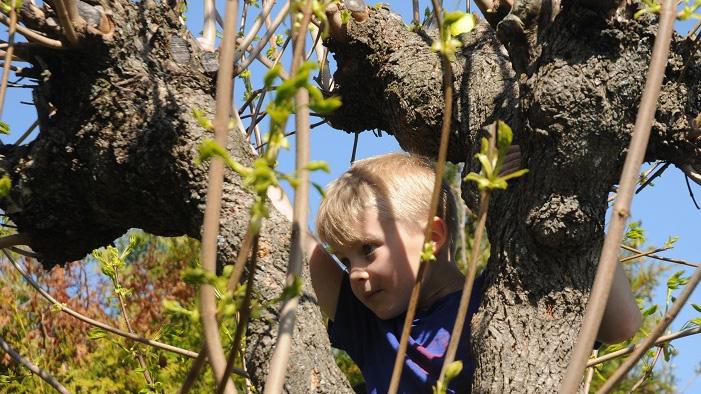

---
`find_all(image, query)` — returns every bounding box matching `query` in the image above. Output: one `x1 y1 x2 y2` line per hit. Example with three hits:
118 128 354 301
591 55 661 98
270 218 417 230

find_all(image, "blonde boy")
301 152 641 393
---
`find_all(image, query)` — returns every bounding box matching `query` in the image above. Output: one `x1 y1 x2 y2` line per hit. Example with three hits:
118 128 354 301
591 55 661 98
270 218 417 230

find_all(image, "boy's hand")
500 145 522 176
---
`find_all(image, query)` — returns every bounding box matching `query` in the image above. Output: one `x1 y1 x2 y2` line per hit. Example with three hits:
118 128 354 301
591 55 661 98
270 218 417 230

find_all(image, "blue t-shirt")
328 275 483 394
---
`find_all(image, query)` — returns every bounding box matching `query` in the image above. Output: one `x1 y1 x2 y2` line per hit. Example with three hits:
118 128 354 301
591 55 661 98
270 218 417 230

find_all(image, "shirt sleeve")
327 273 375 367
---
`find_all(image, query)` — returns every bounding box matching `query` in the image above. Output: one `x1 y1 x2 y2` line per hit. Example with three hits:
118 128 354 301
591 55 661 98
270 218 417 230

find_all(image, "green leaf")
448 13 476 37
278 275 303 301
0 175 11 198
264 64 283 88
340 9 351 25
87 328 108 341
312 181 327 199
691 317 701 326
309 95 342 114
191 108 212 130
421 241 436 263
499 169 529 183
642 304 658 316
496 120 514 155
692 303 701 313
303 161 331 173
0 120 9 135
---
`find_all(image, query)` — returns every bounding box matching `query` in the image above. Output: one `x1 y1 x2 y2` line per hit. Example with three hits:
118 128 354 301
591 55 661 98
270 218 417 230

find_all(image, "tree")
0 0 699 392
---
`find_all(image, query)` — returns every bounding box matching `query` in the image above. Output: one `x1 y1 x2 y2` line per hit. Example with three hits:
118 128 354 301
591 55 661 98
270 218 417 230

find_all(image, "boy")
277 152 641 393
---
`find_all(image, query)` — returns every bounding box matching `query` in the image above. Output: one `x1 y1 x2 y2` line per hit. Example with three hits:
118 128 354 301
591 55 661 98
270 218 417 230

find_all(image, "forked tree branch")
587 326 701 367
620 244 700 268
0 335 71 394
560 0 678 389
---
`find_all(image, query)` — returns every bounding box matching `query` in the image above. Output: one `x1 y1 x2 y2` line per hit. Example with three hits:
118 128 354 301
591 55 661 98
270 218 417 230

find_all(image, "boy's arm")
267 187 344 321
597 263 642 344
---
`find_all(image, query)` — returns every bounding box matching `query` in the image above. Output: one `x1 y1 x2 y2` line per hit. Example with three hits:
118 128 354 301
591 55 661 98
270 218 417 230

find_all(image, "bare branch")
198 0 239 391
201 0 217 51
560 0 677 389
0 335 71 394
235 1 290 77
620 244 700 268
114 270 154 385
0 13 64 49
231 0 276 65
0 1 17 120
263 1 314 391
389 0 457 392
587 326 701 367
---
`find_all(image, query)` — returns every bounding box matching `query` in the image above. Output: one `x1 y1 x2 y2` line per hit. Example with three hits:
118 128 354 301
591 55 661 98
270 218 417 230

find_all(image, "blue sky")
1 0 699 391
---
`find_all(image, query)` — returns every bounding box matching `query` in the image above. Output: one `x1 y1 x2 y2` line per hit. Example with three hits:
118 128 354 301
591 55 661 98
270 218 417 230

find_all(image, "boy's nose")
349 267 370 282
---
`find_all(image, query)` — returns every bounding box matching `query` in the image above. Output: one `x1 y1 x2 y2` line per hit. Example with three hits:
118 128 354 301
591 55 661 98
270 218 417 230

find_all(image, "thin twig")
583 349 597 394
587 326 701 367
0 14 63 49
253 120 328 151
0 0 17 120
217 236 259 394
14 118 39 145
635 162 670 194
620 244 699 268
114 271 154 385
178 350 208 394
350 132 359 164
596 265 701 392
619 246 671 263
0 335 71 394
413 0 420 26
235 2 291 77
628 346 662 392
263 1 314 392
198 0 239 391
560 0 677 389
1 249 223 363
440 188 491 383
232 0 277 66
684 174 700 209
388 1 456 392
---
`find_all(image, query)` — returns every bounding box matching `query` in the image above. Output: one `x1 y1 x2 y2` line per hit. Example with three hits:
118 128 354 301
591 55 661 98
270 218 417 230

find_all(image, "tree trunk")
1 1 352 392
324 4 701 392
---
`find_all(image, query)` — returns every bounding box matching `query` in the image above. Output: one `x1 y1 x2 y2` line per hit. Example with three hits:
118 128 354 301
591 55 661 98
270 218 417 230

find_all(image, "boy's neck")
417 258 465 312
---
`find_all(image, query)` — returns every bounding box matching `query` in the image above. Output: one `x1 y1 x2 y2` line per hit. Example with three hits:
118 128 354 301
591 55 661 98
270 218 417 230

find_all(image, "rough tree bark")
1 1 351 392
324 3 700 393
3 0 701 392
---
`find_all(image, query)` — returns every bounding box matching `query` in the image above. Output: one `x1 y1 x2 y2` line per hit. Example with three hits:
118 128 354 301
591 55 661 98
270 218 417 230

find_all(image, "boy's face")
334 207 426 320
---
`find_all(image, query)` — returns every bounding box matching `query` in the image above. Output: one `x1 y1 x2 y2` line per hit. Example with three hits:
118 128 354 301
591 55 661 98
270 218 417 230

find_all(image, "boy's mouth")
364 289 382 300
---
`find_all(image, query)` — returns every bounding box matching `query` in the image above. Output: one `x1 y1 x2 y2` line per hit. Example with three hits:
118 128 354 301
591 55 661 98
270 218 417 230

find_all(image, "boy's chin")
370 305 404 321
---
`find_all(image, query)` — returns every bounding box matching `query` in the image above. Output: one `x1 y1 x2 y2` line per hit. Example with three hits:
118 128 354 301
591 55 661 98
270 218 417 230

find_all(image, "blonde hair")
316 152 458 255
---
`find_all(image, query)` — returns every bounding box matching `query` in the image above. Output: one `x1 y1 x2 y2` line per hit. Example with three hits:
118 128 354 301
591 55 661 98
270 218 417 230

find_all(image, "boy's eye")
361 244 376 257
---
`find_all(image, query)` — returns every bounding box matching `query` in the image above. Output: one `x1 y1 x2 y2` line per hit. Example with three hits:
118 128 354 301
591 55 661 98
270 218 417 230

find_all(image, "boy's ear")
430 216 449 252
